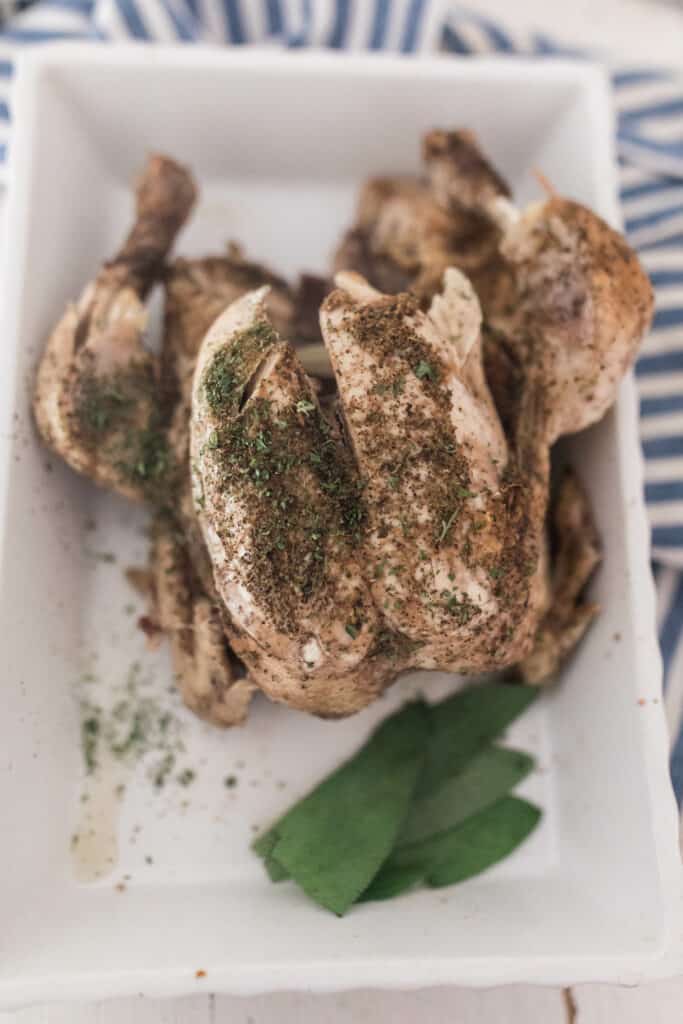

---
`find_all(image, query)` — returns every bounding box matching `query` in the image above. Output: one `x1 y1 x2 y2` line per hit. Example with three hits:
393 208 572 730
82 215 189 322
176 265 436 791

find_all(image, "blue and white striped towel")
3 0 683 797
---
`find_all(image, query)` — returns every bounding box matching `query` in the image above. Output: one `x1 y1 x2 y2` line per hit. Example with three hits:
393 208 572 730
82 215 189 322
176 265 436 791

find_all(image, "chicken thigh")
421 128 654 440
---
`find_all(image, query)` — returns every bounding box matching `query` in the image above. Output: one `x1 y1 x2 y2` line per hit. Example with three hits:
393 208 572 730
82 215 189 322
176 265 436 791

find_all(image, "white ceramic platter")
0 45 679 1007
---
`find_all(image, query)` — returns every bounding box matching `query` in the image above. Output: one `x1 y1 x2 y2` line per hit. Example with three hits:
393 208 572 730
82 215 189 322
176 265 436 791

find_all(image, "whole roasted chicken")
34 132 653 725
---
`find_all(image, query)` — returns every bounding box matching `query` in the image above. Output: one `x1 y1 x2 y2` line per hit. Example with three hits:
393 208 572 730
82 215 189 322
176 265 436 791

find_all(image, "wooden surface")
2 982 683 1023
3 0 683 1020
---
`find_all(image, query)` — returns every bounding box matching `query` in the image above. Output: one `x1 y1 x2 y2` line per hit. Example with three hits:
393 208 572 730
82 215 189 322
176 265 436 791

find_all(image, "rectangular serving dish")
0 45 679 1006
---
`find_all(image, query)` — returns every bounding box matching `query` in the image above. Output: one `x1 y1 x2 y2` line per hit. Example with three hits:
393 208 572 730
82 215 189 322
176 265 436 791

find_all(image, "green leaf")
255 701 430 915
253 828 291 882
252 830 278 860
264 856 290 883
399 746 534 846
417 684 537 796
424 797 541 887
252 686 540 913
358 863 424 903
414 360 437 381
364 797 540 900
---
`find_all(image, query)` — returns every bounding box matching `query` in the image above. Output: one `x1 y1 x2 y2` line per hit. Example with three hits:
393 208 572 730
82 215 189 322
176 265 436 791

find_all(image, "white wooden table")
3 1 683 1019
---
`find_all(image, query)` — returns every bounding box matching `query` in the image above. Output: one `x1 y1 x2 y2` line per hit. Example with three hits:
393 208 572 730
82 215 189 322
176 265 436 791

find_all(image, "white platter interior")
0 46 678 1005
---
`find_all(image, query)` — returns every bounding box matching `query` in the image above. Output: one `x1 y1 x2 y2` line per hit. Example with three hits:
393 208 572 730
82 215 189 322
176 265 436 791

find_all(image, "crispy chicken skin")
33 156 196 502
491 197 654 442
334 175 502 303
423 129 512 214
335 130 653 441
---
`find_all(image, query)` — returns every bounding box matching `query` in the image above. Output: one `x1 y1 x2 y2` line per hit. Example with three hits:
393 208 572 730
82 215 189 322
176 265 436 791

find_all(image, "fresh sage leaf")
255 701 430 915
368 796 540 895
424 797 541 887
417 684 537 796
264 855 290 883
252 830 278 860
253 687 540 913
357 862 425 902
399 746 534 846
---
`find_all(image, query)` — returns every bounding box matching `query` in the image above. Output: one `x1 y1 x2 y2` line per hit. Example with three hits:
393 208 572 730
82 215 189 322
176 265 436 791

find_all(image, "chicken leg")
422 128 654 440
33 155 196 503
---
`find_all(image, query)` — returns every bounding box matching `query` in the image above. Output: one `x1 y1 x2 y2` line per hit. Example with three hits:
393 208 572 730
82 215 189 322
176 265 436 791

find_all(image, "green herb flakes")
81 713 100 774
76 661 186 789
414 360 437 381
437 510 458 545
203 321 277 415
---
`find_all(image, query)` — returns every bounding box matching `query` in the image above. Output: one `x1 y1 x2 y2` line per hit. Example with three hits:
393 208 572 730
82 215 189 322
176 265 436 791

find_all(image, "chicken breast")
163 250 296 588
190 286 403 716
321 270 546 673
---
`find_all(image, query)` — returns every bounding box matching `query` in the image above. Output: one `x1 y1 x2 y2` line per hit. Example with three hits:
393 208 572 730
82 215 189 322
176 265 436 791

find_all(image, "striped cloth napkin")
3 0 683 796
